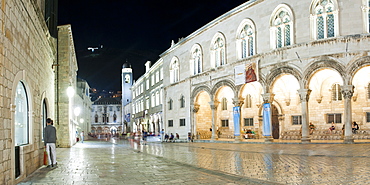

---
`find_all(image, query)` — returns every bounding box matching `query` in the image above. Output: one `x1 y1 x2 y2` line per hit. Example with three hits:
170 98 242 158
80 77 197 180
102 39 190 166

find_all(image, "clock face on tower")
125 74 130 83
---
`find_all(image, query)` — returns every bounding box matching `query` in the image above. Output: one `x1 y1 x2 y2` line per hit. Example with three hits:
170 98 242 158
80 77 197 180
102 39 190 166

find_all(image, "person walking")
80 131 85 143
44 118 57 167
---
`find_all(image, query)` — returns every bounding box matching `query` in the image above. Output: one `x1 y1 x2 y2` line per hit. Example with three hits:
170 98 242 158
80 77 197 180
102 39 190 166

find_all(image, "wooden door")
271 105 279 139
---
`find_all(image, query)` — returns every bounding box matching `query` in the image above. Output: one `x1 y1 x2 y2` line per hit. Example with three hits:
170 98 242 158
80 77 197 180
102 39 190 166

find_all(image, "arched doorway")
271 104 279 139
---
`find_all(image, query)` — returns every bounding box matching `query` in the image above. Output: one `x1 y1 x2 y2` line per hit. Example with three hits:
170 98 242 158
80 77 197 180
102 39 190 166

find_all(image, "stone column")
209 101 219 141
298 89 312 143
232 98 244 142
262 93 274 142
341 85 354 143
191 103 200 140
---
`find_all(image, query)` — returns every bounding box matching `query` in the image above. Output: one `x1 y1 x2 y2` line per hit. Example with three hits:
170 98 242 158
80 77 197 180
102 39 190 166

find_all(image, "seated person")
309 122 315 135
352 122 359 134
328 122 335 134
244 130 255 139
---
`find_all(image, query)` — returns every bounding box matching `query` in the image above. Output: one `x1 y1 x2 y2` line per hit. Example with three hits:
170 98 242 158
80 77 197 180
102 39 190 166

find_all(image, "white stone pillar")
341 85 354 143
191 103 199 140
232 98 244 142
209 101 219 141
298 89 312 143
262 93 274 142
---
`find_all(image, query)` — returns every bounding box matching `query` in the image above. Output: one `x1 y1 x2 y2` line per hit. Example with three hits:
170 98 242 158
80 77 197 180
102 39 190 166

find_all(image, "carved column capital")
232 98 244 107
262 93 274 104
297 89 312 102
209 101 219 110
192 103 200 113
341 85 355 100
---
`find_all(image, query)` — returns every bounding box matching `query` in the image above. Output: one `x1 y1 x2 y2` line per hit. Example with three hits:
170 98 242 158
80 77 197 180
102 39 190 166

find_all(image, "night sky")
58 0 249 91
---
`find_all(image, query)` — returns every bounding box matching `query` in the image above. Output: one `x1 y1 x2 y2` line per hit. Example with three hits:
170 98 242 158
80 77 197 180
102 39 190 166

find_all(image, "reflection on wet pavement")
18 138 370 185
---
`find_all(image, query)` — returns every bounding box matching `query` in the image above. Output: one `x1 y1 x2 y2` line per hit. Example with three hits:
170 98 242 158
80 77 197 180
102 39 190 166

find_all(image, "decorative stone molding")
193 103 200 113
209 100 219 110
232 98 244 107
262 93 274 103
298 89 312 102
341 85 354 99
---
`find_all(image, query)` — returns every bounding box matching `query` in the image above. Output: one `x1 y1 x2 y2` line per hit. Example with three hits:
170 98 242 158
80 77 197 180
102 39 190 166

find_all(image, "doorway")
271 105 279 139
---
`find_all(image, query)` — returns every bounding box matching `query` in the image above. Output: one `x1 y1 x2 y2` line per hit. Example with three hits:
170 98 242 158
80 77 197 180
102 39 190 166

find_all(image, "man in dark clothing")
44 118 57 167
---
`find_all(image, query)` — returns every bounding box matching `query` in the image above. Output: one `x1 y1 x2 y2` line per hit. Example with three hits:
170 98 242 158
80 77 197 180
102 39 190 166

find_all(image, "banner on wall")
234 62 258 86
262 103 272 136
233 106 241 136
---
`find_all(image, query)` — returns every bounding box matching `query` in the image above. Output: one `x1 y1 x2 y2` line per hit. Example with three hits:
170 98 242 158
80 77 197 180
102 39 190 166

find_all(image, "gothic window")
211 34 226 67
180 95 185 108
15 81 29 146
222 97 227 110
331 84 342 101
245 94 252 108
95 114 98 123
113 113 117 123
237 21 255 59
168 99 173 110
191 44 202 75
271 7 293 49
152 93 155 107
311 0 337 39
332 83 342 101
170 58 179 83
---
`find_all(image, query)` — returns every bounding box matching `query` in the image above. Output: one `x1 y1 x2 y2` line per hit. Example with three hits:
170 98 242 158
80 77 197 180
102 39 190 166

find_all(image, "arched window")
311 0 337 39
190 44 202 75
221 98 228 110
170 58 179 83
332 83 342 101
113 113 117 123
15 81 29 146
238 23 255 58
151 93 155 107
270 5 293 49
155 91 160 106
41 99 47 142
180 95 185 108
245 94 252 108
211 33 226 67
95 113 98 123
168 99 173 110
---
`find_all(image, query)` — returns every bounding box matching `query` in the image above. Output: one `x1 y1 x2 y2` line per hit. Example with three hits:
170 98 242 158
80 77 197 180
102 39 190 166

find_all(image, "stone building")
132 60 164 134
0 0 57 184
75 78 93 139
158 0 370 142
91 97 123 135
121 62 133 133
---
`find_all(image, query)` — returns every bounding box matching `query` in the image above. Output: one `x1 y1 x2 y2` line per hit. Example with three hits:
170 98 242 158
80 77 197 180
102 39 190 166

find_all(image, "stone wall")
0 0 56 184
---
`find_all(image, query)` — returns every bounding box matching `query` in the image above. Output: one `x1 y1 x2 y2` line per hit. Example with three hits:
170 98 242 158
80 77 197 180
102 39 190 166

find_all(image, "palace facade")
157 0 370 142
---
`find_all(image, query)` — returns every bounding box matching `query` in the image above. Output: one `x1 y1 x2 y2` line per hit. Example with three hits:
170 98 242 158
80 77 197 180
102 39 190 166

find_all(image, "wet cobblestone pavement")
18 138 370 185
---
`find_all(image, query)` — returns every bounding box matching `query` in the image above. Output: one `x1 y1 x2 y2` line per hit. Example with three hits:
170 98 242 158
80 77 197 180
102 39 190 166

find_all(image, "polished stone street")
18 138 370 185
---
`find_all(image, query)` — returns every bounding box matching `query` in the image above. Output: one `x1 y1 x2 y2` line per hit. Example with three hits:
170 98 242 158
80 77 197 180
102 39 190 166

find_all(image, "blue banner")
233 106 241 136
263 103 272 136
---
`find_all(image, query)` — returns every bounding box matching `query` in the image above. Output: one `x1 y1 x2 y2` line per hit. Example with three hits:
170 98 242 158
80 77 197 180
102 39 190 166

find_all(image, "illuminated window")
271 7 293 49
211 34 226 67
170 58 179 83
15 81 29 146
237 20 255 59
311 0 337 39
332 83 342 101
191 44 202 75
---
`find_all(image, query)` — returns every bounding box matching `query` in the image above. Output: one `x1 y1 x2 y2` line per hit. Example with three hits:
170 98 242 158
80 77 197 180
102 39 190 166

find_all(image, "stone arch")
303 58 346 88
191 85 211 102
211 79 237 99
265 66 303 92
346 56 370 84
